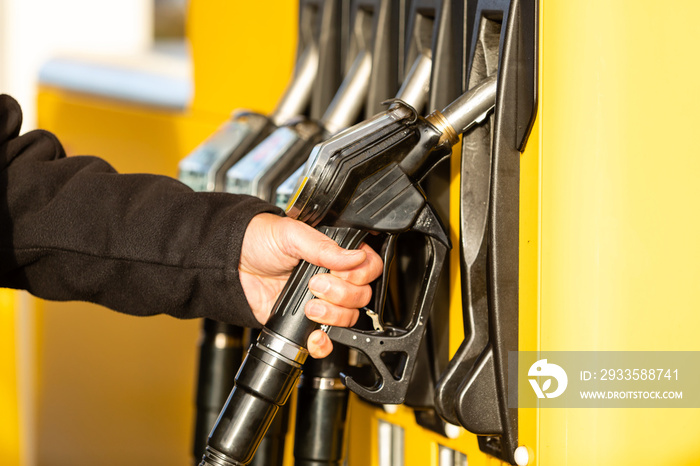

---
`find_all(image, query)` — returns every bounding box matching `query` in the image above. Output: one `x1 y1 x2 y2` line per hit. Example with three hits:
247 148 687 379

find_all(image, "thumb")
277 218 366 272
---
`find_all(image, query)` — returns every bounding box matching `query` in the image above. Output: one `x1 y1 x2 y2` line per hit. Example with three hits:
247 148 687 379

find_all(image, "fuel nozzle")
177 43 320 195
394 75 497 184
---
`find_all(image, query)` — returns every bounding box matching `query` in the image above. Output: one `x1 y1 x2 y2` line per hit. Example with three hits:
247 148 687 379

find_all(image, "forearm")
0 94 281 326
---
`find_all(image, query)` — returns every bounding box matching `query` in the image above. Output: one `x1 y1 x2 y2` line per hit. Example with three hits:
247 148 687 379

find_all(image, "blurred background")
0 0 188 131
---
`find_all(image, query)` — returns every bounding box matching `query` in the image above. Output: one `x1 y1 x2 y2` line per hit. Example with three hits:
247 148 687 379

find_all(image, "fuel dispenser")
433 0 536 463
196 1 536 465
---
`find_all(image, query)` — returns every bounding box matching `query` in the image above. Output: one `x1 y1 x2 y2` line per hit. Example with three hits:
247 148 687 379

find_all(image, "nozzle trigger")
327 205 449 404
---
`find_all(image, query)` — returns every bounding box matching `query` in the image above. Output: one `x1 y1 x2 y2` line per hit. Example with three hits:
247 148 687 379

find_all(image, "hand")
239 213 383 358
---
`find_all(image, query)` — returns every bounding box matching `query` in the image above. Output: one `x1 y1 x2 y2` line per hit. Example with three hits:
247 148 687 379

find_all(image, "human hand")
239 213 383 358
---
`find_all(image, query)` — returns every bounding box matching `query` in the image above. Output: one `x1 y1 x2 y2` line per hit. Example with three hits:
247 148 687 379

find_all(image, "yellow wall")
188 0 297 116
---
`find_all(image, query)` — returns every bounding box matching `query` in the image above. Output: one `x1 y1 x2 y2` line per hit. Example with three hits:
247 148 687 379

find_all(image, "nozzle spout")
271 44 320 126
321 49 373 135
395 52 432 113
440 75 497 135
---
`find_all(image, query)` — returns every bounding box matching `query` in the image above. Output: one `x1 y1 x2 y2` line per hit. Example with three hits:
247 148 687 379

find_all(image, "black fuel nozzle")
183 1 347 462
192 321 245 461
181 46 319 463
200 76 497 466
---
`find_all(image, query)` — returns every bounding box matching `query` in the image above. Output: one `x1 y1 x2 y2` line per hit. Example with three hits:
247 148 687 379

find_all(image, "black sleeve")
0 94 283 328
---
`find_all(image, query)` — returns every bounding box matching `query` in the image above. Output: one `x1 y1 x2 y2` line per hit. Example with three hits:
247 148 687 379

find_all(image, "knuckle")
349 268 370 285
277 220 297 253
332 306 348 325
325 304 352 327
324 279 348 302
337 310 352 327
338 284 354 303
339 284 370 308
314 336 332 358
340 268 373 286
345 308 360 327
371 258 384 278
318 240 338 260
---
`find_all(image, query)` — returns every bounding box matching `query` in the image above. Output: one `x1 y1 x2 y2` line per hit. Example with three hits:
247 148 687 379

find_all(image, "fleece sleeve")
0 94 282 327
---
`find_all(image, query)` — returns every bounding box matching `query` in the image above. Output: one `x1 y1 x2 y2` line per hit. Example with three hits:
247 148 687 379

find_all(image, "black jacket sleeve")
0 94 282 327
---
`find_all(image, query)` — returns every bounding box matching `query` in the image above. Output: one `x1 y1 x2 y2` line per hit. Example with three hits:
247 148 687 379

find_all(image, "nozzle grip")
266 226 367 346
203 226 366 466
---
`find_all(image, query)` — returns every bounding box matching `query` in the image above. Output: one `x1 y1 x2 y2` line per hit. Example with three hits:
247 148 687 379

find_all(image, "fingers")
267 216 386 360
307 330 333 359
303 242 378 357
330 243 383 285
308 273 373 309
304 271 368 359
305 298 360 327
277 218 367 272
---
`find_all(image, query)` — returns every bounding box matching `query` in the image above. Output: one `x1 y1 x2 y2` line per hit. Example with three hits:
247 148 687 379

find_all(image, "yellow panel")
187 0 298 116
539 0 700 464
449 142 465 358
36 87 223 176
518 109 541 464
0 291 20 466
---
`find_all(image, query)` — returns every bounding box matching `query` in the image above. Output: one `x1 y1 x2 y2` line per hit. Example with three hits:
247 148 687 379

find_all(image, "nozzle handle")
201 226 365 466
326 204 449 404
